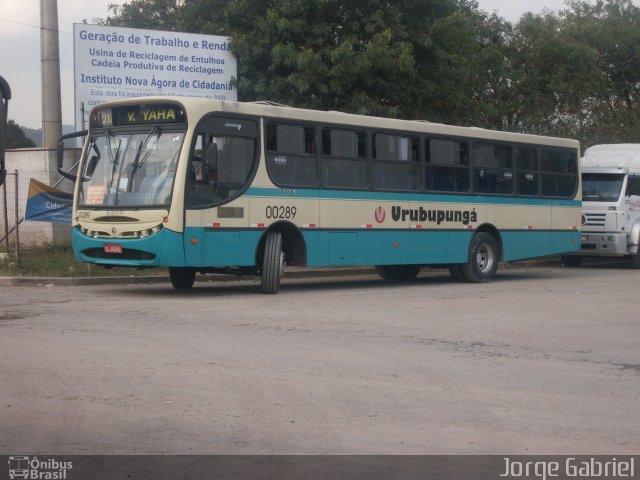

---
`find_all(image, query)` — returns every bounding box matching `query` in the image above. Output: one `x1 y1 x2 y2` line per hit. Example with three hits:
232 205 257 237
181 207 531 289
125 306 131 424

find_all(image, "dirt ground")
1 261 638 454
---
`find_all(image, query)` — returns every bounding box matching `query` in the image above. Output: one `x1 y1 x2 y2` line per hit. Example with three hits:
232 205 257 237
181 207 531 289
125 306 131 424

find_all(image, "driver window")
188 133 220 205
186 119 257 208
191 134 205 182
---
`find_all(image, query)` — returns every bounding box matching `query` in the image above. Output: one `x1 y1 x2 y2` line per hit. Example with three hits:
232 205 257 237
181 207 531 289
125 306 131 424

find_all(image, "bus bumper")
71 226 186 268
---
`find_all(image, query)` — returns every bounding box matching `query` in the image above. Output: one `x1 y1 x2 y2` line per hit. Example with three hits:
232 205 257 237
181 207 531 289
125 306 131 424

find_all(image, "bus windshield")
582 173 625 202
78 128 185 207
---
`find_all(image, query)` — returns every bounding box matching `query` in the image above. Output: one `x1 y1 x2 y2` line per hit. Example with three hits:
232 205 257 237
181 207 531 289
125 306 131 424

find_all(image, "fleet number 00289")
265 206 297 219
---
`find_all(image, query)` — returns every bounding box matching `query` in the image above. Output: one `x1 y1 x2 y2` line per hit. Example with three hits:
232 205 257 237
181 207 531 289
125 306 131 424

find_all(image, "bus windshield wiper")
106 130 124 190
131 127 160 177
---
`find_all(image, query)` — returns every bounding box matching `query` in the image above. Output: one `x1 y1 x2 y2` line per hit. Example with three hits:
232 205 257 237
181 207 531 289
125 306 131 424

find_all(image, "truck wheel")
632 250 640 269
461 232 499 283
561 255 583 267
374 265 421 281
261 232 284 294
169 267 195 290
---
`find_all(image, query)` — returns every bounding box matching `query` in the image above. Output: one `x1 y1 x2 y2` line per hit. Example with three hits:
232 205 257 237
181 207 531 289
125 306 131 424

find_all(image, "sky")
0 0 597 129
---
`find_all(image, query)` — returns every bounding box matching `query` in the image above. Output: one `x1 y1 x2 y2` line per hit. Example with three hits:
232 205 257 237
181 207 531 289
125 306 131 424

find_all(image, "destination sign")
90 103 187 128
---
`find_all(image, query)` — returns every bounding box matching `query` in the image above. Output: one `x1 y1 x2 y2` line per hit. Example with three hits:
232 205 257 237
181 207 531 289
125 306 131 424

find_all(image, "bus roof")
91 96 580 149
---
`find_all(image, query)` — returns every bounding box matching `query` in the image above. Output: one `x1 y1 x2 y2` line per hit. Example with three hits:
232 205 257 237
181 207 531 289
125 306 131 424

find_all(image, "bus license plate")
104 244 123 254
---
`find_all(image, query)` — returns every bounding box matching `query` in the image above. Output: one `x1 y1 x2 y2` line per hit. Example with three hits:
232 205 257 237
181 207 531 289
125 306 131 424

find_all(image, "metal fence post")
2 177 8 253
13 169 19 268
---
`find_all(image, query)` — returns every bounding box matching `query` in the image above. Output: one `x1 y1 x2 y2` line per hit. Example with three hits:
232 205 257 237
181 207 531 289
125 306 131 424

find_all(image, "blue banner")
25 178 73 223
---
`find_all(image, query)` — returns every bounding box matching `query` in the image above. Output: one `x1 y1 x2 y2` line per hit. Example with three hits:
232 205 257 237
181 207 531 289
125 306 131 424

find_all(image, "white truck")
562 144 640 267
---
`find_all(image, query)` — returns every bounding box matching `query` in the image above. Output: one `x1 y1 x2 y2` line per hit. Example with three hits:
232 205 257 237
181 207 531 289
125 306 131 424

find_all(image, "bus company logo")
391 206 478 226
8 456 73 479
224 122 242 131
374 206 386 223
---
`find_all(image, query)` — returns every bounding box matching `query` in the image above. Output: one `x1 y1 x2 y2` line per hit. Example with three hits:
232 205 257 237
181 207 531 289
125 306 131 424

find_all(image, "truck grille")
582 213 606 227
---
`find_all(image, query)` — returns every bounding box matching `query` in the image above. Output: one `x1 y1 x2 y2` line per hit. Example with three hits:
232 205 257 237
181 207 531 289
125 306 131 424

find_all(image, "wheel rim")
475 243 495 273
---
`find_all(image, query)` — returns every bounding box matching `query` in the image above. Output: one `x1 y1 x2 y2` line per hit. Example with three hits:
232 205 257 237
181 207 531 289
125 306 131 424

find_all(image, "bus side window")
371 133 420 191
472 143 513 195
265 123 318 188
425 138 469 193
320 128 368 189
516 147 539 196
541 149 577 198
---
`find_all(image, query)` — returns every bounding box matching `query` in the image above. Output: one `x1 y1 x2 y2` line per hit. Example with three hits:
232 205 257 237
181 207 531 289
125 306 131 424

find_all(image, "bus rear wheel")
374 265 421 281
461 232 499 283
169 267 196 290
261 232 284 294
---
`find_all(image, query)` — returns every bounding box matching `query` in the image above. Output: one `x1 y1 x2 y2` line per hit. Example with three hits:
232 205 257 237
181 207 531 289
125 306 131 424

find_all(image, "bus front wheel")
461 232 499 283
261 232 284 294
169 267 196 290
374 265 421 281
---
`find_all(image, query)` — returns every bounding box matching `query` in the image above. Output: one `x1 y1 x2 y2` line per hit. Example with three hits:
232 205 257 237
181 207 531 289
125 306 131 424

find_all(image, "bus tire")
448 264 466 282
169 267 195 290
261 232 284 294
461 232 499 283
561 255 583 267
374 265 421 281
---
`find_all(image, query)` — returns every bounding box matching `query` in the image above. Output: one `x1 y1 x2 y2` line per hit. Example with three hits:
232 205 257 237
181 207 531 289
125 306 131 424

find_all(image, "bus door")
184 116 259 267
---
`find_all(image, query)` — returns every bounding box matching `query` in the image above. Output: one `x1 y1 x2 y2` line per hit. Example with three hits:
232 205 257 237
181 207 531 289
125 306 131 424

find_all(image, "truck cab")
563 144 640 267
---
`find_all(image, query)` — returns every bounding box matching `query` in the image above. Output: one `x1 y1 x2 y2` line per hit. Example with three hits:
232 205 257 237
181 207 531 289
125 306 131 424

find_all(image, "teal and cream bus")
63 97 581 293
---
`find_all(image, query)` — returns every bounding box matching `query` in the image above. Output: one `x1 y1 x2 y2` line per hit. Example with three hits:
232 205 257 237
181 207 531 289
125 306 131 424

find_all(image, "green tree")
100 0 183 29
7 120 35 149
564 0 640 145
505 0 640 145
100 0 640 145
104 0 505 124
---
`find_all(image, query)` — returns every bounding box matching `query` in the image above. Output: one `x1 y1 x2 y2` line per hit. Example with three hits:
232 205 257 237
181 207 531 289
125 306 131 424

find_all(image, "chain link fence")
1 148 79 253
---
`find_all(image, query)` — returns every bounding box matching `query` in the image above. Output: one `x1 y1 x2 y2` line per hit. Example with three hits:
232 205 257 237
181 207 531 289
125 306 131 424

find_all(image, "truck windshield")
78 129 185 207
582 173 625 202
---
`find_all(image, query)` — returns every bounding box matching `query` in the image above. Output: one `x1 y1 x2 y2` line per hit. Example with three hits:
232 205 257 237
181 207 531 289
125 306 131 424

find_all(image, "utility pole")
41 0 62 149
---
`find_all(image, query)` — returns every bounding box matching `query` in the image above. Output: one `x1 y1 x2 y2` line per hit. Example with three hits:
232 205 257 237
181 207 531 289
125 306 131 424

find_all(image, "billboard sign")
73 24 237 131
25 178 73 224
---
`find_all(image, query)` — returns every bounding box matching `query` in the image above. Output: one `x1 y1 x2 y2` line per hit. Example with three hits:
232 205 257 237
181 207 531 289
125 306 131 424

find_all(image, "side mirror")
57 130 88 181
0 75 11 187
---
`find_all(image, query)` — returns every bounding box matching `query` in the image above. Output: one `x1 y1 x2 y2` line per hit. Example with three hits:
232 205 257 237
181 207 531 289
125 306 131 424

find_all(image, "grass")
0 245 166 277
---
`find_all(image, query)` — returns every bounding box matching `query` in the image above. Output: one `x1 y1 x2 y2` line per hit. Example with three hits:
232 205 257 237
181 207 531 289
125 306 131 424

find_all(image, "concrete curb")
0 259 561 287
0 267 376 287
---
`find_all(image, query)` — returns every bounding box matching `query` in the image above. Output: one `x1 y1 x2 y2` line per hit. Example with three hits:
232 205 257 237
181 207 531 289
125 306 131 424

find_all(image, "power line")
0 17 72 35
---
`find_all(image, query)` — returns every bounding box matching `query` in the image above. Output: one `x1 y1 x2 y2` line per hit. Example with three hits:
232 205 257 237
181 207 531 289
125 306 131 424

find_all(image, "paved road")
1 261 638 454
